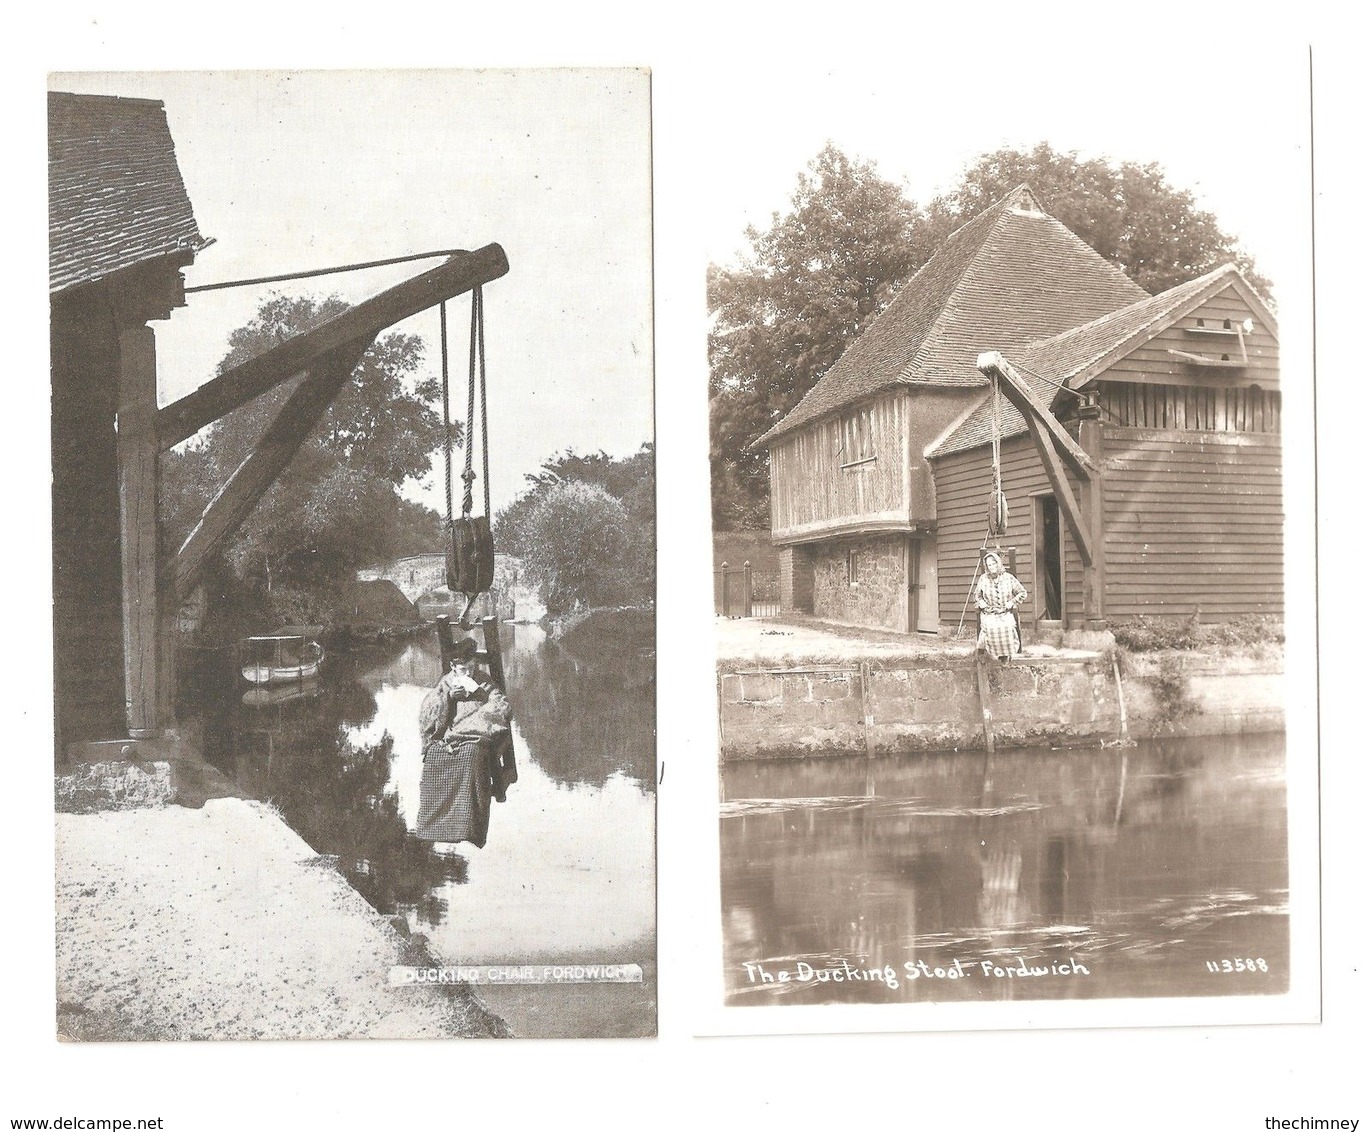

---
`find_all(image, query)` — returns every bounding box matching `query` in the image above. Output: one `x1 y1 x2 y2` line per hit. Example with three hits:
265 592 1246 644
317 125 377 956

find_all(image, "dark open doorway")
1037 494 1063 621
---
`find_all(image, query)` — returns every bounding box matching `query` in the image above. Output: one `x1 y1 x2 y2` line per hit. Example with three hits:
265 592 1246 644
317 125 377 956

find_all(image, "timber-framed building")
755 186 1281 636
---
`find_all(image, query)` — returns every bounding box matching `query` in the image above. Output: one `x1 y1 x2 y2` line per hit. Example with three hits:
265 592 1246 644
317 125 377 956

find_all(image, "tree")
709 142 1270 529
494 445 654 615
922 142 1270 299
504 482 635 616
162 293 449 623
708 144 923 530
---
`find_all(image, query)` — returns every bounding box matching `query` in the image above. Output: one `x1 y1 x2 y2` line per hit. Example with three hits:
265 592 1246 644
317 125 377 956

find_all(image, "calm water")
721 733 1288 1005
189 617 656 1036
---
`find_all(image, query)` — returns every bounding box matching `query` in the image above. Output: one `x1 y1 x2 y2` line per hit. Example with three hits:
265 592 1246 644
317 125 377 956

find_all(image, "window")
847 549 861 586
838 406 875 466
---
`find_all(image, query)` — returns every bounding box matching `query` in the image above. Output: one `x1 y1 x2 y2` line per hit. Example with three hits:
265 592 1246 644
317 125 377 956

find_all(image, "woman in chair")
976 551 1028 662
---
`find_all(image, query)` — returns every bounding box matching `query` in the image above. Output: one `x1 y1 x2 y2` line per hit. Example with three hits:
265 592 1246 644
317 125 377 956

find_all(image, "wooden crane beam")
158 243 509 449
976 351 1096 480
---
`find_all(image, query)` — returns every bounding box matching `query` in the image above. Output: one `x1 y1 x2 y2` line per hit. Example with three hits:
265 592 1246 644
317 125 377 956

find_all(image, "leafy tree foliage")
494 445 654 616
923 142 1271 300
162 293 448 624
709 142 1268 530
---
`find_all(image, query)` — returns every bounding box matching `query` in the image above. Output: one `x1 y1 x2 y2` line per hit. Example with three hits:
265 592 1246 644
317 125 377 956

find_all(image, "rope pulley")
440 287 496 621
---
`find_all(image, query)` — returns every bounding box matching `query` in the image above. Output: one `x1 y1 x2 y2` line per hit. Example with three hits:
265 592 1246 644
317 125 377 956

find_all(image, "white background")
5 7 1365 1130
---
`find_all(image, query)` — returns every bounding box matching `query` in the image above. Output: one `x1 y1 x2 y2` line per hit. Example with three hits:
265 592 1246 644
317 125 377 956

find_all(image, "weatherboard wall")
1094 285 1279 391
930 433 1087 631
1100 428 1283 619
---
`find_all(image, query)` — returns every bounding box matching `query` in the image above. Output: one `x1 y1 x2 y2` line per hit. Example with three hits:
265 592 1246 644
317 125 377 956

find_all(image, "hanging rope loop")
443 285 495 616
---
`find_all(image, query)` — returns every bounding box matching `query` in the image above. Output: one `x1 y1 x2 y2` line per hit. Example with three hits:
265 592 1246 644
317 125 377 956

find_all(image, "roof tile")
756 185 1145 446
49 91 208 292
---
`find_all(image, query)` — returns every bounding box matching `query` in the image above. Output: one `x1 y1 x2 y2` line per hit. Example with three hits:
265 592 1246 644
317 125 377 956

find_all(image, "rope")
440 301 454 525
462 289 479 518
990 374 1003 508
477 287 491 519
185 248 469 294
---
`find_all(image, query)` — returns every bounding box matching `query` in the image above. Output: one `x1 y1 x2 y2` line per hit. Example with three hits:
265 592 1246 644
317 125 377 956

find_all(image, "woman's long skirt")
417 737 493 848
978 610 1020 658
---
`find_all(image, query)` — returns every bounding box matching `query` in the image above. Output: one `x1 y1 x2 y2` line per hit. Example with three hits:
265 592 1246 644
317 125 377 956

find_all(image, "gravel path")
56 798 503 1041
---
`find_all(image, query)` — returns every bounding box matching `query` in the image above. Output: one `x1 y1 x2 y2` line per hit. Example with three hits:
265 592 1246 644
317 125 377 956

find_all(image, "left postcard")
49 69 656 1040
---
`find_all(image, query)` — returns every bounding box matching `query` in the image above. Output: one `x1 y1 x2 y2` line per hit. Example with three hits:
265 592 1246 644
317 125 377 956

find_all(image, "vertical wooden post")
973 651 997 756
743 561 753 619
1078 403 1107 629
116 323 160 737
435 615 455 672
859 661 875 759
479 615 506 692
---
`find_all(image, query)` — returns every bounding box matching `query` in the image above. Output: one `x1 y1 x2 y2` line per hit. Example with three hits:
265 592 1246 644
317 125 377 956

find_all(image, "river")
721 732 1288 1006
190 617 656 1037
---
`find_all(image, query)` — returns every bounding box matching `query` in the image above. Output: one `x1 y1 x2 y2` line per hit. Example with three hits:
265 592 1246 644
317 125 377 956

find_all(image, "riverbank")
55 783 507 1041
717 617 1283 759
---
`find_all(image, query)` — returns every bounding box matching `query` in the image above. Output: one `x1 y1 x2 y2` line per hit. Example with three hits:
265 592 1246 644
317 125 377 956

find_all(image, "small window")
847 549 861 586
838 406 876 466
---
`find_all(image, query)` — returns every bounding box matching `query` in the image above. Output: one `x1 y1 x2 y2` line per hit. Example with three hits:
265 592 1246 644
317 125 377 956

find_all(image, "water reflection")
721 733 1288 1005
189 618 655 969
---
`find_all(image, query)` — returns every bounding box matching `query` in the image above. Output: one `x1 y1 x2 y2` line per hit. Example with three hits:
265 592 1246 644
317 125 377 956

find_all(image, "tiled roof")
49 91 208 293
754 185 1146 446
927 367 1061 459
1016 263 1253 390
929 263 1275 459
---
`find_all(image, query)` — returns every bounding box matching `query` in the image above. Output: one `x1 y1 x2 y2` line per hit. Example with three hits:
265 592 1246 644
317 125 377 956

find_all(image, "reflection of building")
759 186 1280 634
49 90 508 756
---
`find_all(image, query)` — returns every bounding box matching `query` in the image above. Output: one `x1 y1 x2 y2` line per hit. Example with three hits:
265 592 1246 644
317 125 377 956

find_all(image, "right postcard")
696 49 1319 1034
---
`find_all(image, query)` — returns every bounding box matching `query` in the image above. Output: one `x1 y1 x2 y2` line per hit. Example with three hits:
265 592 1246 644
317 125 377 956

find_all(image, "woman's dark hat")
451 636 479 662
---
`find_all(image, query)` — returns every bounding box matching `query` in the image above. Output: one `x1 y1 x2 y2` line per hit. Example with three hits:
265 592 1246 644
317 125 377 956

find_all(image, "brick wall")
779 545 814 613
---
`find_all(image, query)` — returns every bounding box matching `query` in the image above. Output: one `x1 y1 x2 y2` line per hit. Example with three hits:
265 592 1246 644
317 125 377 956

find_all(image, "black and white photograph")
47 68 655 1041
702 57 1319 1030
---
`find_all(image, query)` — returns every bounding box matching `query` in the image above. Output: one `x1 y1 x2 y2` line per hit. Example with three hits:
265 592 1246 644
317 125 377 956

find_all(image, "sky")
49 68 654 518
696 54 1311 302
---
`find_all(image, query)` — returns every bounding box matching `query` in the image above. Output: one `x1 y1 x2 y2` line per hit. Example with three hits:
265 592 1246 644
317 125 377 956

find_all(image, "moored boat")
240 635 324 685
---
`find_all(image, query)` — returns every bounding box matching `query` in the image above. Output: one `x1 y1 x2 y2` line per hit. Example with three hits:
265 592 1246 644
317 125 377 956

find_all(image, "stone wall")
718 652 1284 760
812 534 905 631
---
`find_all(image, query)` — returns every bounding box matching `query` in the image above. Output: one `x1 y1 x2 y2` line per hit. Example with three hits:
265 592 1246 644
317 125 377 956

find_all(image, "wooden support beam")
117 323 161 737
973 652 997 756
977 352 1096 479
158 244 509 449
1021 410 1094 569
173 340 372 601
1077 415 1108 624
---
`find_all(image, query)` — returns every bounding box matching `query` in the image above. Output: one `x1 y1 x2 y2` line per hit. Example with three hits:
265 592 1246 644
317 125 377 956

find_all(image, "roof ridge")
896 205 1015 383
1026 263 1233 353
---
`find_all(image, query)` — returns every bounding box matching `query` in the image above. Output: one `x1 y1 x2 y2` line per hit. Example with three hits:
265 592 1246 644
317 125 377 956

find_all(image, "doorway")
1036 495 1063 621
907 536 939 633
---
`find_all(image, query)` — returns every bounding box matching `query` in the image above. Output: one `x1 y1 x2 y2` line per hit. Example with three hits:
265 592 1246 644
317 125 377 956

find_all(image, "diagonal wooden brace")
977 351 1097 480
158 244 509 449
1021 411 1094 569
172 338 373 601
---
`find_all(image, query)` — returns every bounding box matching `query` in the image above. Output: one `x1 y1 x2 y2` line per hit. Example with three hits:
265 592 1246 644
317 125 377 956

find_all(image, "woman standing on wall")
976 551 1028 662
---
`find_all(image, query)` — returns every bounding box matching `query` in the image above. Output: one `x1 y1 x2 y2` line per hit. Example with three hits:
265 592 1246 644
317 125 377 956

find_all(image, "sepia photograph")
6 16 1363 1131
47 68 655 1041
702 58 1317 1027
